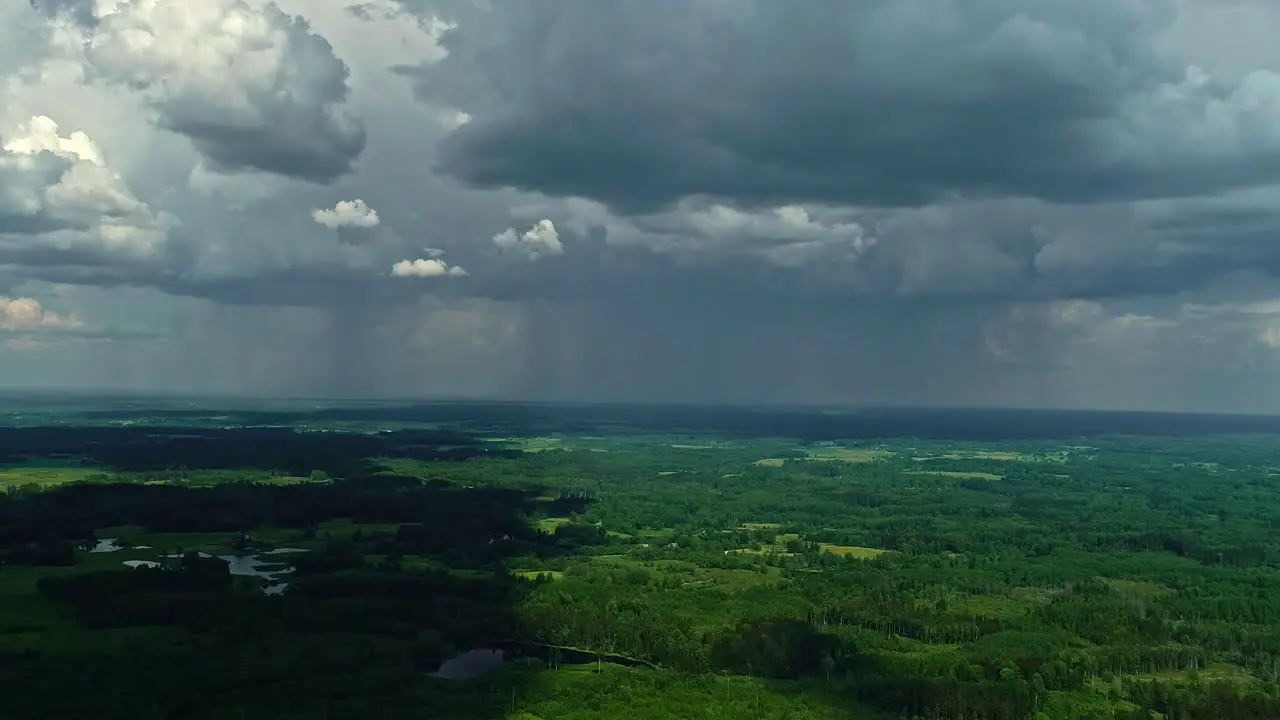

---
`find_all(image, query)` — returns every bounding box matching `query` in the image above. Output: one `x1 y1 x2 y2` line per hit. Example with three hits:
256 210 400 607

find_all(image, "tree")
820 653 835 684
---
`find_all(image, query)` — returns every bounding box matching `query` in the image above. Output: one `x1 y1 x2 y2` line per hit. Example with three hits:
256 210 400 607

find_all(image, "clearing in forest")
753 458 786 467
806 447 893 463
820 544 887 559
911 448 1067 462
536 517 571 533
0 464 101 490
905 470 1003 481
1087 663 1253 690
514 437 565 452
513 570 564 581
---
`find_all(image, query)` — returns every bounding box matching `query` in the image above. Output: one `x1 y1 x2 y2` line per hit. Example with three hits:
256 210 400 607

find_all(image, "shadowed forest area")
4 401 1280 717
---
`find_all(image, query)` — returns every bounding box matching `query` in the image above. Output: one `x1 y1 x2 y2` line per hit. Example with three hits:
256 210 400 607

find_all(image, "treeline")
52 402 1280 442
0 475 542 548
0 425 517 474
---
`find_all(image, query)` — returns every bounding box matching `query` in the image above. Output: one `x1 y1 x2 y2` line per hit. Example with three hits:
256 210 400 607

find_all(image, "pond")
216 554 296 581
136 548 309 595
90 538 124 553
430 643 654 681
430 649 509 680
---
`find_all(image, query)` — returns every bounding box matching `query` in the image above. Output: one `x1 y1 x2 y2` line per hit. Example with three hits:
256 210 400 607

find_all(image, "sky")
4 0 1280 412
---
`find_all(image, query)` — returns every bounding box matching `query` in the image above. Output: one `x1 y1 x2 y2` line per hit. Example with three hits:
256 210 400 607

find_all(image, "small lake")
430 643 653 681
125 547 309 595
217 554 296 581
91 538 124 553
431 649 509 680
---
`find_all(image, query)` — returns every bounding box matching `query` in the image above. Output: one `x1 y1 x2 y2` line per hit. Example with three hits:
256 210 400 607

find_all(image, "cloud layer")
420 0 1280 211
3 0 1280 411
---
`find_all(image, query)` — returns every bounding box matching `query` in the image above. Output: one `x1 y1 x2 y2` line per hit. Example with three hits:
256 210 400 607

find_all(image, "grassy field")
910 448 1068 463
514 570 565 581
490 436 566 453
820 544 888 560
536 517 571 533
0 464 104 489
806 447 893 463
905 470 1003 481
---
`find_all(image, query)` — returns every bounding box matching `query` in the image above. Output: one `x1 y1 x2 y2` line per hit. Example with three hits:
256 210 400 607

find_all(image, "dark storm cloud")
162 110 364 185
402 0 1280 213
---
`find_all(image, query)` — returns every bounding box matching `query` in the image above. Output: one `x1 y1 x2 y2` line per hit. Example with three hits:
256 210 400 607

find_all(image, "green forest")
4 402 1280 718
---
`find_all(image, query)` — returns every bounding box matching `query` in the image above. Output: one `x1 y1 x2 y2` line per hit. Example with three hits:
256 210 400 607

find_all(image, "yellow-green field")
252 475 315 485
740 523 780 530
513 570 565 581
806 447 893 463
905 470 1003 481
753 458 786 467
820 544 888 559
911 449 1068 463
0 465 103 489
505 436 566 453
1087 663 1253 691
536 517 572 533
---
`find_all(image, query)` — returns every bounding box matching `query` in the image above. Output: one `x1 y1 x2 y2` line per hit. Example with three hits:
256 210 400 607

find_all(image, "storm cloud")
416 0 1280 210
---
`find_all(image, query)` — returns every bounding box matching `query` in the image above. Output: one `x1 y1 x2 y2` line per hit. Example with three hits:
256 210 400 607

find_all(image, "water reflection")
90 538 123 553
431 649 508 680
148 548 309 595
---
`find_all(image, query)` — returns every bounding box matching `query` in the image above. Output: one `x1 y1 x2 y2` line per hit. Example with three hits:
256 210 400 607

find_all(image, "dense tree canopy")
3 407 1280 718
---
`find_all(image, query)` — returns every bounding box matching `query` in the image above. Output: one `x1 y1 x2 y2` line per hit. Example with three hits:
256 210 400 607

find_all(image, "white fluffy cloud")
37 0 365 182
0 295 74 329
312 198 380 229
390 257 467 277
0 115 169 259
492 219 562 261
